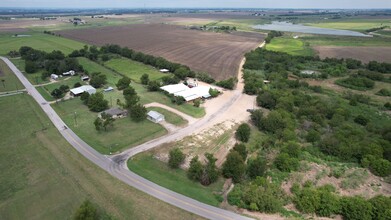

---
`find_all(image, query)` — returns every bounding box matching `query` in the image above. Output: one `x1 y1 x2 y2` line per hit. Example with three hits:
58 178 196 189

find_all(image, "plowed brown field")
57 24 264 80
314 46 391 63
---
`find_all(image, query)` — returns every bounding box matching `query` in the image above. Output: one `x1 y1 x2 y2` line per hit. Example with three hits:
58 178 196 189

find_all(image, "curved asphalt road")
1 57 253 220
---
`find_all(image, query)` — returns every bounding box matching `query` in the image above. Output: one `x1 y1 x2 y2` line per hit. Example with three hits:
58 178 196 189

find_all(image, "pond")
253 21 371 37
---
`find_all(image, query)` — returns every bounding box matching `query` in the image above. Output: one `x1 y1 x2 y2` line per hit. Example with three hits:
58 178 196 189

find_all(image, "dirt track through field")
314 46 391 63
57 24 264 80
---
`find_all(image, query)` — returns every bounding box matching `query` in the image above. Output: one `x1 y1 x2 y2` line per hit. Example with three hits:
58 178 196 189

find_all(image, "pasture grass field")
266 37 315 56
77 57 122 85
301 35 391 47
52 98 167 154
105 57 167 83
10 58 50 85
0 32 85 55
306 19 391 31
147 107 188 126
128 153 225 207
0 94 199 220
0 60 23 92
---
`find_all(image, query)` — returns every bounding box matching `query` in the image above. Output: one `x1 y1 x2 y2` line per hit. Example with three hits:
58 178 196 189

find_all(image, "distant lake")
253 21 371 37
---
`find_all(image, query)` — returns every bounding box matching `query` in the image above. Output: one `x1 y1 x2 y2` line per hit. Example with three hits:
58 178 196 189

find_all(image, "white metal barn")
70 85 96 96
147 111 165 123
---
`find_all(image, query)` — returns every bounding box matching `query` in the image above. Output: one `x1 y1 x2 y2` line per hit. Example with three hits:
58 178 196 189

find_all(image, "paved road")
1 56 253 220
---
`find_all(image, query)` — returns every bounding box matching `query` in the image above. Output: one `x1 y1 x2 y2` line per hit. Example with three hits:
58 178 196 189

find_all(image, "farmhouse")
62 70 75 76
51 74 59 80
161 83 212 102
70 85 96 96
147 111 165 123
100 108 128 119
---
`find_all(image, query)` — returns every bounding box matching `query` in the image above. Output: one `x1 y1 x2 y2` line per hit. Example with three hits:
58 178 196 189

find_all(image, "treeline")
69 44 196 80
265 30 283 43
18 46 83 80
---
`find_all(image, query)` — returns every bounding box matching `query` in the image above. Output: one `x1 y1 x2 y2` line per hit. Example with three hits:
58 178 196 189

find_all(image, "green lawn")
10 58 50 85
0 60 23 92
0 94 200 220
302 35 391 47
77 57 121 85
105 58 167 83
0 32 85 55
147 107 188 126
128 153 225 206
52 98 167 154
266 37 315 56
306 19 390 31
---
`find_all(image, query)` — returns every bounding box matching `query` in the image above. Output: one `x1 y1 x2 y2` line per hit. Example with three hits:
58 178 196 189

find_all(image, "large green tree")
222 151 246 183
168 148 185 169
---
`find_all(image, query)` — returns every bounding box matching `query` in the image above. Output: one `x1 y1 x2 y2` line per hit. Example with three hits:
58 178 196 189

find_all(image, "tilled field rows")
58 24 264 80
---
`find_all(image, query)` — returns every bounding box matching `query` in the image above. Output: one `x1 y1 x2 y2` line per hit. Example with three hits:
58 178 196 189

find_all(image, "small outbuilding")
103 87 114 92
70 85 96 96
147 111 165 123
159 69 170 73
63 70 76 76
100 108 128 119
81 75 90 81
51 74 59 80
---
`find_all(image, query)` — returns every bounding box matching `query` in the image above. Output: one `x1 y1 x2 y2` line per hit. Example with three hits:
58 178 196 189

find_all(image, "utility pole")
74 112 77 126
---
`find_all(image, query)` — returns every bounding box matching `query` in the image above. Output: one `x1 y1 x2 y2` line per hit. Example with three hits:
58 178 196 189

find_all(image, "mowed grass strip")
128 153 225 206
0 60 23 92
306 19 390 31
77 57 122 85
52 98 167 154
0 32 85 55
105 57 166 83
0 94 201 220
147 107 188 126
266 37 315 56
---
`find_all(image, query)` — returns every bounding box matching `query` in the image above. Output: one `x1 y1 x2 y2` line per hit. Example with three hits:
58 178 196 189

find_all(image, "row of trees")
19 46 83 77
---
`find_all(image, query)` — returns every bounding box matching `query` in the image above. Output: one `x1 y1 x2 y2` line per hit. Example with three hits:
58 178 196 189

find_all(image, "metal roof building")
147 111 165 123
70 85 96 96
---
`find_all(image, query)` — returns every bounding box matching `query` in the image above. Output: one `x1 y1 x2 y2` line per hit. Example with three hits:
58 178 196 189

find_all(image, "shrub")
129 104 146 122
376 88 391 97
25 60 38 73
196 72 215 83
274 152 299 172
369 195 391 220
147 80 160 91
74 82 82 88
354 115 369 126
59 85 70 93
216 77 236 90
168 148 185 169
200 153 219 186
51 88 64 99
116 77 131 90
209 88 220 97
222 151 246 183
89 72 107 88
336 76 375 91
357 70 384 81
257 91 277 109
341 196 373 220
247 156 266 179
187 156 203 181
140 74 150 85
235 123 251 142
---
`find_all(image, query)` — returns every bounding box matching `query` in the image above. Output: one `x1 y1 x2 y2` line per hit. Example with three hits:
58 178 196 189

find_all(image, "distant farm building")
62 70 75 76
100 108 128 119
51 74 59 80
81 75 90 81
70 85 96 96
103 87 114 92
160 69 170 73
160 83 212 102
147 111 165 123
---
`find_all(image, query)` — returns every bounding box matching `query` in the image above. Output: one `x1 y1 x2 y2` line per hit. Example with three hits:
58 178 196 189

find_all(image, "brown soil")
57 24 265 80
314 46 391 63
281 162 391 199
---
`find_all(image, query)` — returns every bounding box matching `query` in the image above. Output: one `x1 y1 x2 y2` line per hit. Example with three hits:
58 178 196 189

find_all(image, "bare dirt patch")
282 162 391 199
314 46 391 63
57 24 264 80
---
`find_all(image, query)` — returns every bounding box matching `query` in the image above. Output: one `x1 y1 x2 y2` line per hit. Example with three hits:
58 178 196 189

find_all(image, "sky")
1 0 391 9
